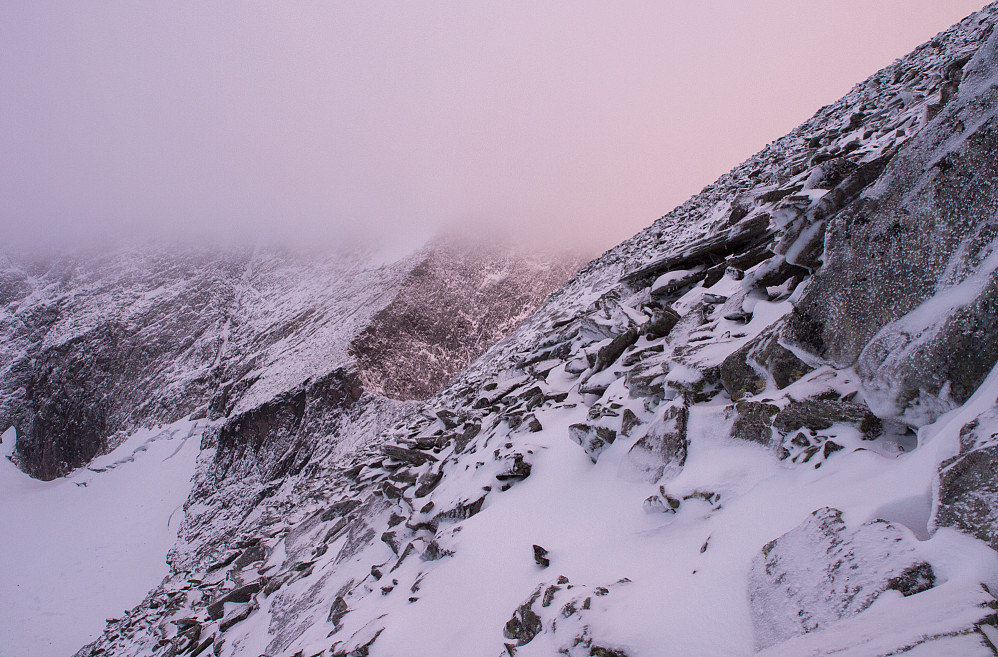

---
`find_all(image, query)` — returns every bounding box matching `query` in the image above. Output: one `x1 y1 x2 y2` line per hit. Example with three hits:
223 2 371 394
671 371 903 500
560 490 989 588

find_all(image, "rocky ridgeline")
0 241 576 482
68 4 998 657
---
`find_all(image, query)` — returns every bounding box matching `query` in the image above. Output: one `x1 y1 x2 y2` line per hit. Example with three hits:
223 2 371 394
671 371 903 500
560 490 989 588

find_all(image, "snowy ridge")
58 3 998 657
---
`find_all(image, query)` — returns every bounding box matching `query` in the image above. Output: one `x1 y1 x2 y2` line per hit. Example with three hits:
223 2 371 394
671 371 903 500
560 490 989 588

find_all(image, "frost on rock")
935 407 998 551
785 21 998 426
749 507 934 650
619 398 688 482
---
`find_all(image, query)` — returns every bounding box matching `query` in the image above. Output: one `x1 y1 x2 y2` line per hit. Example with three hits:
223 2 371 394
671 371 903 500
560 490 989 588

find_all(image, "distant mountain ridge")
0 241 578 481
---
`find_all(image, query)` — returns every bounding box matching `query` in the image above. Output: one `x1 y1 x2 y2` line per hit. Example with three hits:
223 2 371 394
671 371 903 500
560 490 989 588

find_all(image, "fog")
0 1 988 255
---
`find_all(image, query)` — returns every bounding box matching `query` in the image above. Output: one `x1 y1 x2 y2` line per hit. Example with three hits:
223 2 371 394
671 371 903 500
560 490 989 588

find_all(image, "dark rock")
935 445 998 551
328 595 349 628
730 402 779 447
885 562 935 597
593 329 639 372
503 588 544 646
791 432 810 448
188 636 215 657
414 470 443 498
421 541 452 561
496 453 532 481
568 424 617 463
382 444 438 466
219 604 254 633
719 343 766 401
434 496 487 523
590 647 630 657
207 581 262 620
772 399 873 434
620 408 640 436
822 440 844 458
348 243 578 401
621 402 688 482
233 543 267 569
622 213 772 286
643 307 681 340
454 423 481 453
785 44 998 424
533 544 550 568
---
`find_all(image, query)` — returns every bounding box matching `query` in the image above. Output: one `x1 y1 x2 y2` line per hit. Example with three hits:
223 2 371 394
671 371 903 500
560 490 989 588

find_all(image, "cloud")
0 1 988 254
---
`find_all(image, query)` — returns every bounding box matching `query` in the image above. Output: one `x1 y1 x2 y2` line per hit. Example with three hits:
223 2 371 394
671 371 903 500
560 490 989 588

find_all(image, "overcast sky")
0 2 989 254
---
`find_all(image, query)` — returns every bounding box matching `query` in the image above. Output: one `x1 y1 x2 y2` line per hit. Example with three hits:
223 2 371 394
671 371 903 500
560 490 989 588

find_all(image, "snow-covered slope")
0 241 576 481
0 420 205 657
39 3 998 656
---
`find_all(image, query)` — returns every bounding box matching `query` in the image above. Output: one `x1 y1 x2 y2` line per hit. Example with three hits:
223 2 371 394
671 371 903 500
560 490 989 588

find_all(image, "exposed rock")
730 401 779 447
503 587 544 646
935 445 998 550
533 544 551 568
772 399 875 434
593 329 639 372
207 581 262 620
568 424 618 463
643 307 681 340
620 400 688 482
496 453 532 481
719 343 766 401
382 444 438 467
350 240 580 401
785 29 998 424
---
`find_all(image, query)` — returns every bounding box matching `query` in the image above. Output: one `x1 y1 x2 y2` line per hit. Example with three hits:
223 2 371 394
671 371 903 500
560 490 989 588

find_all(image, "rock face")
349 239 581 401
935 407 998 550
27 5 998 657
786 25 998 425
0 243 575 480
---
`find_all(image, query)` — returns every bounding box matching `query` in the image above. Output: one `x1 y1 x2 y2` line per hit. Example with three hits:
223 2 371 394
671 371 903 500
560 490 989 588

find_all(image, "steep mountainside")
0 241 577 481
31 4 998 656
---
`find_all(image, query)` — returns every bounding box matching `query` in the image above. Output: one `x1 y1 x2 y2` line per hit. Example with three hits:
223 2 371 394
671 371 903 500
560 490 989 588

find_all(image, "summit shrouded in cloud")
0 1 988 253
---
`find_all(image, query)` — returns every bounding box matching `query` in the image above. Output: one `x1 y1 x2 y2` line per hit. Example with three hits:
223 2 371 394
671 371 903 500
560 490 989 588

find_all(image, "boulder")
593 329 639 372
620 401 688 482
749 507 933 650
730 402 779 447
503 587 544 646
772 399 875 434
643 307 681 340
568 424 617 463
935 445 998 551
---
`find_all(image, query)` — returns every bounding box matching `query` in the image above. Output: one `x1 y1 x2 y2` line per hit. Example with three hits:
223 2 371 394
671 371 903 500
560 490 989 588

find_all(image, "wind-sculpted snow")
59 4 998 657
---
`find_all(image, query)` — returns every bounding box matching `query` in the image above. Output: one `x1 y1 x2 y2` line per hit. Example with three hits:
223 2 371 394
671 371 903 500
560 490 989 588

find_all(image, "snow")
0 420 205 657
269 366 997 656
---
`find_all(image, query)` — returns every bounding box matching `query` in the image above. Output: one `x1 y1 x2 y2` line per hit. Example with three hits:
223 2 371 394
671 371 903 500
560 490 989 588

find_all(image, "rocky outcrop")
934 408 998 550
620 399 688 482
1 243 575 479
349 239 581 401
786 27 998 425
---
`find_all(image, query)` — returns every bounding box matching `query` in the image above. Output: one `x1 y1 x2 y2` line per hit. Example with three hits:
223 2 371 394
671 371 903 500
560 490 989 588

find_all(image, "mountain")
8 3 998 656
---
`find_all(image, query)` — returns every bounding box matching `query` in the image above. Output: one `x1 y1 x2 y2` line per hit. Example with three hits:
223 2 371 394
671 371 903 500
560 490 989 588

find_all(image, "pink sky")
0 2 990 253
